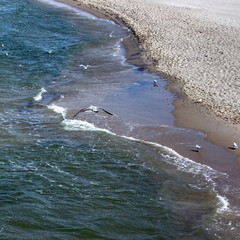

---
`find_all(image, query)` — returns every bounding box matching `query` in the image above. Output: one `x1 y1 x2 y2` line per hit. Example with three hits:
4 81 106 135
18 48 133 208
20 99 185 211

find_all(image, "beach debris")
79 64 91 70
153 79 158 87
72 105 113 118
195 144 202 152
232 142 238 149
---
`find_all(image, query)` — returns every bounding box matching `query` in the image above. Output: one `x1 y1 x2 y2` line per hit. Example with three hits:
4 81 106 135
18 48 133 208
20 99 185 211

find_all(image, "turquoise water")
0 0 239 239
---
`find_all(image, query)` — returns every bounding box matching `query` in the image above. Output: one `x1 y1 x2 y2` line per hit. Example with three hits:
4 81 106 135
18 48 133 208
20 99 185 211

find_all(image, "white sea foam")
62 119 116 135
216 194 229 213
111 40 128 67
34 87 47 101
47 103 66 118
37 0 97 19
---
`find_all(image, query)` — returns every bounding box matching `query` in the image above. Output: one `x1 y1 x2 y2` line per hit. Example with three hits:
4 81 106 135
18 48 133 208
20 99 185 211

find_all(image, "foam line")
34 87 47 101
48 102 230 214
63 118 230 213
47 103 66 118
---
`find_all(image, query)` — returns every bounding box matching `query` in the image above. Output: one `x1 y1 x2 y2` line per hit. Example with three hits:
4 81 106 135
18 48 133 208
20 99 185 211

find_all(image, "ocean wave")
48 102 230 214
47 103 66 118
33 87 47 101
65 118 230 212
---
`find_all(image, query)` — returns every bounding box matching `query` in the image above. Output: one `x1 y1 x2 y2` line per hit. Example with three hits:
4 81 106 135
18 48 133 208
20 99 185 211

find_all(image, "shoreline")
69 0 240 123
40 0 240 227
49 0 240 203
53 0 240 165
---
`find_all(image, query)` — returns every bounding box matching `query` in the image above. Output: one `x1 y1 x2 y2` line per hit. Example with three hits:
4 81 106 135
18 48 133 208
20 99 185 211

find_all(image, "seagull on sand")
195 145 202 152
153 79 158 87
196 98 203 103
72 105 113 118
232 142 238 149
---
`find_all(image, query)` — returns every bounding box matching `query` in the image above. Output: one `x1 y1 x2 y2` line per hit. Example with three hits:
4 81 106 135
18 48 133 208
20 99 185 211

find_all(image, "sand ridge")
65 0 240 124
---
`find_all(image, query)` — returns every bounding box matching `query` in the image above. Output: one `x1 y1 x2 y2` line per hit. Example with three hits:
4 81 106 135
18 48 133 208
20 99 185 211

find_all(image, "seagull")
72 105 113 118
1 43 4 48
153 79 158 86
232 142 238 149
195 145 202 152
47 50 53 54
5 52 8 56
196 98 203 103
109 31 114 37
79 64 91 70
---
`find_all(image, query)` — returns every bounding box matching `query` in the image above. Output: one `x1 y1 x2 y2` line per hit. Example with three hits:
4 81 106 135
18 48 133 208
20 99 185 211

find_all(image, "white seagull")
72 105 113 118
195 145 202 152
79 64 91 70
109 31 114 38
233 142 238 149
153 79 158 86
196 98 203 103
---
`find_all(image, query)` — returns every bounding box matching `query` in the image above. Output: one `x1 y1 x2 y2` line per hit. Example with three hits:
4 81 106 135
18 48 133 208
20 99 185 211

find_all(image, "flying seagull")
72 105 113 118
79 64 91 70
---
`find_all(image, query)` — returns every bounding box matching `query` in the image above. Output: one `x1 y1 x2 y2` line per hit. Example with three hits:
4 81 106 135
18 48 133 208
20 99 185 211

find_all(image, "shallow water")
0 0 239 239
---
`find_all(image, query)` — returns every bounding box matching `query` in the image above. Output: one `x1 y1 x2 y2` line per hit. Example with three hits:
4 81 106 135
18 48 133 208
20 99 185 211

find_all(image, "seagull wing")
99 108 113 115
72 107 90 118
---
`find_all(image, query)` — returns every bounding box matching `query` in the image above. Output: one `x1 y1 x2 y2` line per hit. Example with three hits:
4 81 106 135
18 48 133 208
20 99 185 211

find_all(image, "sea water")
0 0 239 239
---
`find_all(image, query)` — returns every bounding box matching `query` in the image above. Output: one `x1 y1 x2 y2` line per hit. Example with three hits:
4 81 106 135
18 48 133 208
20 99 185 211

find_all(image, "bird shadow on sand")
228 147 237 150
190 149 201 153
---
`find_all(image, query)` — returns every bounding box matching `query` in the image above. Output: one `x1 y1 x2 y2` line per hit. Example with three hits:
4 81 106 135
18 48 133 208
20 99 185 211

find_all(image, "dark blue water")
0 0 239 239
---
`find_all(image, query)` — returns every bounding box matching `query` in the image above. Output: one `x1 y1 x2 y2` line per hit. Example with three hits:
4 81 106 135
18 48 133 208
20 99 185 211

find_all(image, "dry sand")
62 0 240 125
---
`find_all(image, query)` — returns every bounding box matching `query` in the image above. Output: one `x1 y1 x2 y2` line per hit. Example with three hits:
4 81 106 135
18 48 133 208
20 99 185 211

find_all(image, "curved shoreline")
47 0 240 225
54 0 240 162
67 0 240 124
